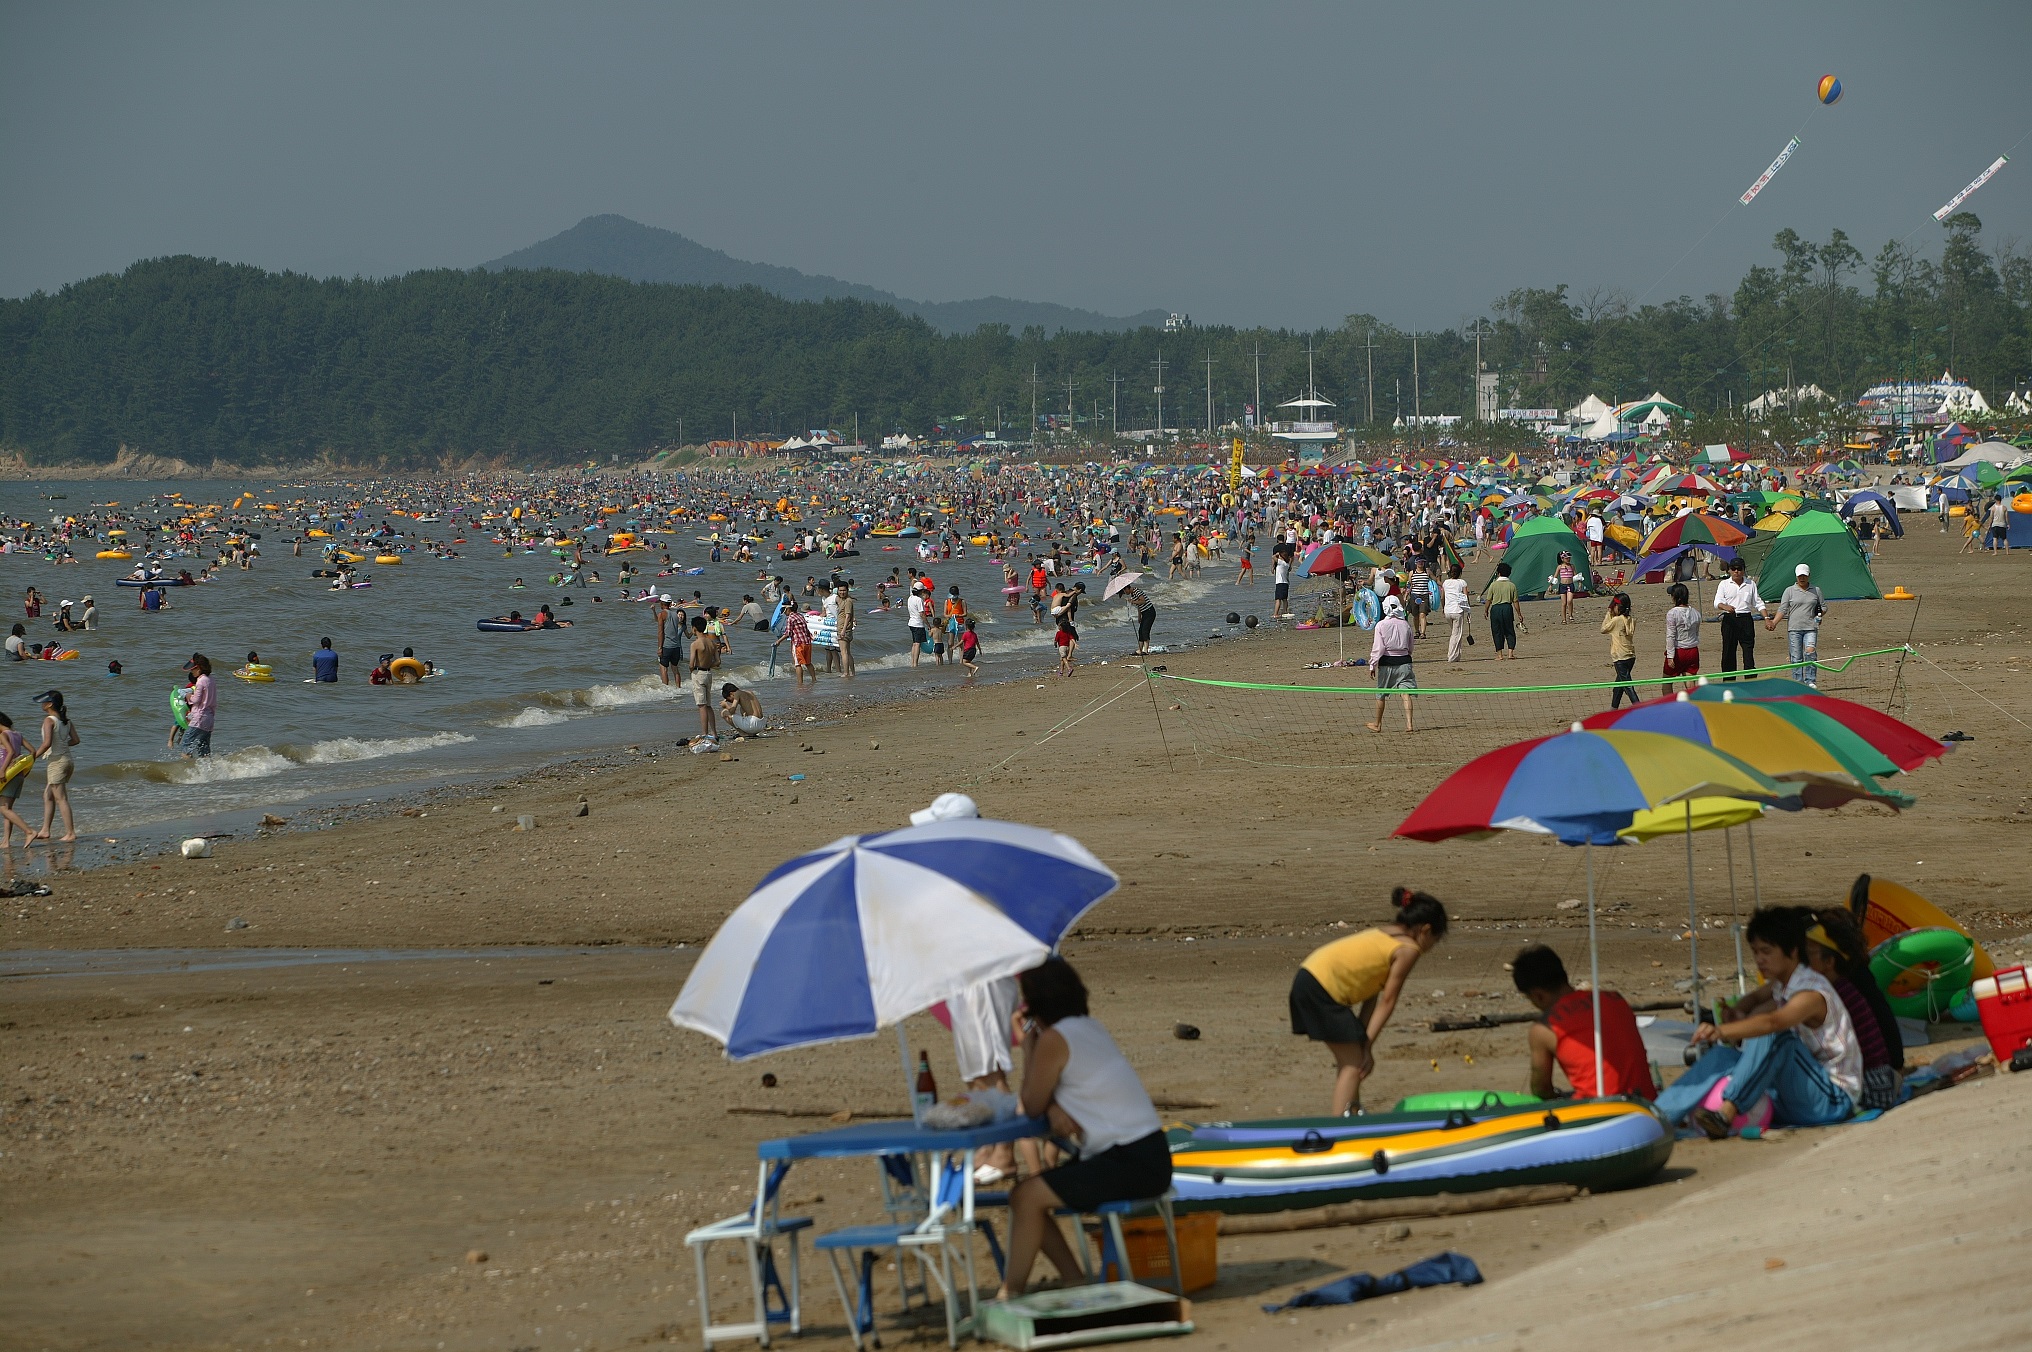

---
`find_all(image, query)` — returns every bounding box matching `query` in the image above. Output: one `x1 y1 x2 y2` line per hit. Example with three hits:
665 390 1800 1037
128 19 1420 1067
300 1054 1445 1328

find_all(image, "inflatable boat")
1166 1097 1671 1214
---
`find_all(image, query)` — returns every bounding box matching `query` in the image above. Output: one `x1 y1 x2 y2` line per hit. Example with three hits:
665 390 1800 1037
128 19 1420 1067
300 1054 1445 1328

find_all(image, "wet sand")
5 526 2030 1350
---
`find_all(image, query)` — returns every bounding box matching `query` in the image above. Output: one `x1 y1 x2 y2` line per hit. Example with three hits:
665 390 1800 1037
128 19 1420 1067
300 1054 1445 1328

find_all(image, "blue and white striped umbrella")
669 818 1118 1061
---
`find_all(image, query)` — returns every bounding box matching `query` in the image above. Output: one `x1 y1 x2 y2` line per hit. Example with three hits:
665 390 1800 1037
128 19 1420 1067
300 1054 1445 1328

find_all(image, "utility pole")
1152 350 1167 446
1252 341 1263 434
1474 320 1484 423
1204 348 1216 435
1028 363 1042 445
1109 373 1124 439
1063 374 1079 428
1411 331 1422 450
1358 328 1379 426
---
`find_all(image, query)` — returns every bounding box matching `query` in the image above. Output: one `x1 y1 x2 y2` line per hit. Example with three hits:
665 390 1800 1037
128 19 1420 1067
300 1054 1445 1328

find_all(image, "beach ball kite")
1817 74 1842 105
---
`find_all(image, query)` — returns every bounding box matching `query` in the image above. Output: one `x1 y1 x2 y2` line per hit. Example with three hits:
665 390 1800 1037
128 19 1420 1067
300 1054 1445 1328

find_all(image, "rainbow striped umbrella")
1639 512 1749 554
1576 695 1910 809
1688 681 1949 772
1395 729 1798 1095
1395 728 1797 848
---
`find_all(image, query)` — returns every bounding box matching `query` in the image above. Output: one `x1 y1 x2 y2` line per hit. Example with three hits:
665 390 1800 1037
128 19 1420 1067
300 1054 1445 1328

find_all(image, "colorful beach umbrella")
669 818 1117 1063
1688 681 1949 772
1648 472 1723 497
1639 512 1748 554
1395 728 1797 848
1396 728 1798 1096
1576 695 1909 809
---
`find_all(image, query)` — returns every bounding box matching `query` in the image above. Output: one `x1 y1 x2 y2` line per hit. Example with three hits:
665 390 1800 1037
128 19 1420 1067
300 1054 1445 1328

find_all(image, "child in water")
1290 888 1449 1114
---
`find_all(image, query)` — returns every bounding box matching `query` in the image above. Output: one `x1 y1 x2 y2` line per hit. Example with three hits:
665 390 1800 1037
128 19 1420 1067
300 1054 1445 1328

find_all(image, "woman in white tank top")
996 958 1170 1299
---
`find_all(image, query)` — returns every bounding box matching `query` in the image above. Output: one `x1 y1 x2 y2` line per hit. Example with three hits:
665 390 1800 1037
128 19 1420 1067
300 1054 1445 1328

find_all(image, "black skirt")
1043 1130 1173 1212
1289 966 1369 1044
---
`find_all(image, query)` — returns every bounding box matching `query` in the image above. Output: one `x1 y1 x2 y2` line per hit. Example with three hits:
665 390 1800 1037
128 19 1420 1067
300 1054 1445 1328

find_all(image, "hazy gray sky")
3 2 2027 329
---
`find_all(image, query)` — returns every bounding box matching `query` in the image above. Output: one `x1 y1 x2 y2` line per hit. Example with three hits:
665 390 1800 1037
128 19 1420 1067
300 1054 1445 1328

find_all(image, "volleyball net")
1147 645 1923 770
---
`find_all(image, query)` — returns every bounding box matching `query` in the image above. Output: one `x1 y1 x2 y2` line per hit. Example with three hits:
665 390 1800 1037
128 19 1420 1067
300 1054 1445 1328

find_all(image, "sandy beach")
6 526 2031 1351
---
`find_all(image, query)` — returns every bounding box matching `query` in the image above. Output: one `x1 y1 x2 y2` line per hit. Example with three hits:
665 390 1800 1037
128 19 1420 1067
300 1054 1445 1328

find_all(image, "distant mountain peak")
482 215 1169 335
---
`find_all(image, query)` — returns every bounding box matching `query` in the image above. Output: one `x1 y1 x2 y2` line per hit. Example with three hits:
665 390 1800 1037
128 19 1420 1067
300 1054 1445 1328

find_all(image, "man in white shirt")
1713 557 1765 679
1585 513 1605 563
905 584 929 668
1272 549 1293 619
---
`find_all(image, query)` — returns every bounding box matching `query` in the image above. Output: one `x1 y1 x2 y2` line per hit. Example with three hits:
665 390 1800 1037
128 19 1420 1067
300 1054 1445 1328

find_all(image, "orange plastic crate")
1092 1210 1219 1293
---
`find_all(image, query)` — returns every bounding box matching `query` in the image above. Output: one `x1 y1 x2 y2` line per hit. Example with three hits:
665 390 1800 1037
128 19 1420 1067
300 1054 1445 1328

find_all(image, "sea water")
0 480 1275 857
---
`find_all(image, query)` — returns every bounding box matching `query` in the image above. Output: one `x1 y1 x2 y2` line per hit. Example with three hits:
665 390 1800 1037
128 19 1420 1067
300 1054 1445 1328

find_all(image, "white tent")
1745 384 1831 417
1583 411 1622 439
1939 441 2027 469
1565 394 1613 424
1640 406 1674 430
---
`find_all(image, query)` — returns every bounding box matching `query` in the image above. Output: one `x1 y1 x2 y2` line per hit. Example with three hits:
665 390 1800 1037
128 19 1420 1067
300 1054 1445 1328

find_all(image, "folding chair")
815 1155 993 1350
685 1160 811 1349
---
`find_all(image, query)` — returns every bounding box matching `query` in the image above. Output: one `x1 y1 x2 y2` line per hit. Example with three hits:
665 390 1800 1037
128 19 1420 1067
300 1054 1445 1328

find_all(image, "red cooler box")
1971 965 2032 1060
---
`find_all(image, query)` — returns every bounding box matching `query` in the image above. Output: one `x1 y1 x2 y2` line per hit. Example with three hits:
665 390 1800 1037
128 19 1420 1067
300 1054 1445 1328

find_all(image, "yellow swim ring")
234 664 275 683
389 657 428 683
374 554 403 565
97 549 132 560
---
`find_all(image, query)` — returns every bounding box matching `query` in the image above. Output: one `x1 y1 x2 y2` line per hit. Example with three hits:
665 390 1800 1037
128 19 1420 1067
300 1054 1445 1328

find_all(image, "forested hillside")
1 216 2025 468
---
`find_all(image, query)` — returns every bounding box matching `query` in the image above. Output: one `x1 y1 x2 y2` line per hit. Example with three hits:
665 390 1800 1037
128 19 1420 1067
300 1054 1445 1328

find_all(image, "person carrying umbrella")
1366 596 1416 733
1104 572 1155 654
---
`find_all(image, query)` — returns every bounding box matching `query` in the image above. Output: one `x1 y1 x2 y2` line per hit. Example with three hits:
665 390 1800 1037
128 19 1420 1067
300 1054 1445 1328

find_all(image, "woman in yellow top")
1290 888 1449 1114
1600 591 1637 709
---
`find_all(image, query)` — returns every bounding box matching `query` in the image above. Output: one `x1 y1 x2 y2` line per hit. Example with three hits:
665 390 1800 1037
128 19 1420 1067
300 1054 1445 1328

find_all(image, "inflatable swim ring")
1855 877 1995 980
374 554 403 565
476 619 534 632
1349 588 1381 630
97 549 132 560
170 686 191 729
1870 926 1976 1020
388 657 427 683
234 664 274 683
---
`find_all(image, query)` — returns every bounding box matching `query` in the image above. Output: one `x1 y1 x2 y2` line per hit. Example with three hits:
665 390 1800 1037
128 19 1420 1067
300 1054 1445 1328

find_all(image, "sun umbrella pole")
1724 826 1745 996
1587 841 1603 1099
897 1023 921 1125
1685 799 1701 1019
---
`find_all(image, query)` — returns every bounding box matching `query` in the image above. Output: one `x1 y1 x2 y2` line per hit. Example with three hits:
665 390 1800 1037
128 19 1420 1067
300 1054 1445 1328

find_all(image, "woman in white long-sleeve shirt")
1661 583 1701 697
998 958 1167 1299
1366 596 1415 733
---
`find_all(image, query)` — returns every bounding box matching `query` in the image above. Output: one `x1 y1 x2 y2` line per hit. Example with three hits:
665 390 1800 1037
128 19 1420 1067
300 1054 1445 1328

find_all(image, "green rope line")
1146 645 1909 698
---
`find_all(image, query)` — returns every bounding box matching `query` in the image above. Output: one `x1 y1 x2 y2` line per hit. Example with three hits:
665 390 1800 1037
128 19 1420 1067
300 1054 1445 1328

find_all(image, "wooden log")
1215 1183 1582 1235
1429 999 1685 1032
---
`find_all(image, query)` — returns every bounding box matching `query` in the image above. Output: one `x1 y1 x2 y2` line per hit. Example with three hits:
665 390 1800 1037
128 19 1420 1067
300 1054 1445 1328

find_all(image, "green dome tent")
1502 515 1597 598
1758 510 1880 600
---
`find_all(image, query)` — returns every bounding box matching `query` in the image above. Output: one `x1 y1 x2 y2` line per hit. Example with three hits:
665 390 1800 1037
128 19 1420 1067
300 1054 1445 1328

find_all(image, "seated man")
719 683 766 736
1655 907 1860 1136
1512 945 1657 1100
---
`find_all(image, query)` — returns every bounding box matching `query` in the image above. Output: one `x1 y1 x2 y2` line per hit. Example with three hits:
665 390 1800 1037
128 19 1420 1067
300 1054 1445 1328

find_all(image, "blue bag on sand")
1263 1251 1483 1312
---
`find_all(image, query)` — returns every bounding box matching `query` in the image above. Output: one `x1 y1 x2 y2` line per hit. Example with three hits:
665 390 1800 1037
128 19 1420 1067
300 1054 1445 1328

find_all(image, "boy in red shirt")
1511 945 1657 1101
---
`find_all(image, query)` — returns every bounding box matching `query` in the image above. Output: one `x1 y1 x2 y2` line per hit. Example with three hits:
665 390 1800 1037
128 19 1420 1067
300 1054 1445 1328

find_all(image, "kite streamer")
1739 138 1801 206
1933 156 2008 221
